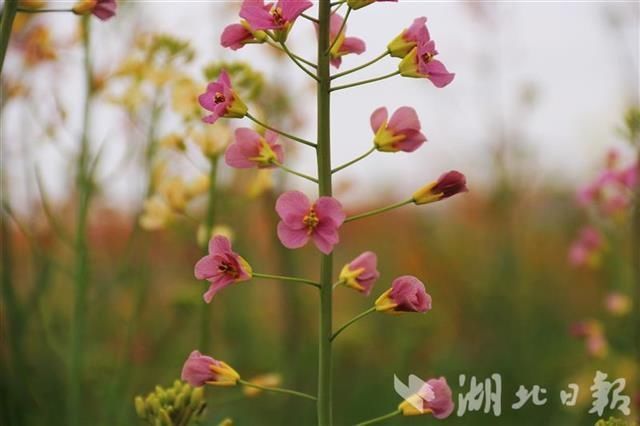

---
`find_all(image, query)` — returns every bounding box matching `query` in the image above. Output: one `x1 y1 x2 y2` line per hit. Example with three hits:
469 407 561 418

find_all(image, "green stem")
200 155 220 351
331 51 389 80
330 307 375 341
266 39 317 68
238 379 317 401
326 6 351 55
331 71 400 92
331 146 375 174
330 0 346 6
272 160 318 183
68 16 92 426
317 2 334 424
0 0 18 75
280 41 320 82
253 272 320 288
246 112 316 148
16 7 73 13
345 198 413 223
355 409 402 426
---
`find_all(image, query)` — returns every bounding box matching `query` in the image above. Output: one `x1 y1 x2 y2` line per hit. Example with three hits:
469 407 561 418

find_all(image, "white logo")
394 374 434 413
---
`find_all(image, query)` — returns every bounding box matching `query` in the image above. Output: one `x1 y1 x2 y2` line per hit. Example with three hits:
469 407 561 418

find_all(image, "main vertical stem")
316 1 333 425
69 16 92 426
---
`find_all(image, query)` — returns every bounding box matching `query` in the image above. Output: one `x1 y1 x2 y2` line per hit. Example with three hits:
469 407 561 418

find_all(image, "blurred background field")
1 1 639 426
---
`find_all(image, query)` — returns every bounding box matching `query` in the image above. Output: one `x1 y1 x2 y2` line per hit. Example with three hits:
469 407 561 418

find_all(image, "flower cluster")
134 379 206 426
182 1 466 423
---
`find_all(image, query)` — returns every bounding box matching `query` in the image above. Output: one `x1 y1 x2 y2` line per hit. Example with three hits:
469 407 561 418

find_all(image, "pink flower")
618 163 638 188
399 39 455 88
198 70 248 125
398 377 455 418
275 191 345 254
370 106 426 152
239 0 312 41
221 21 265 50
413 171 468 204
327 13 366 69
194 235 253 303
181 350 240 387
338 251 380 295
568 226 604 268
604 292 632 316
72 0 117 20
225 128 284 169
387 17 429 58
347 0 397 10
375 275 432 313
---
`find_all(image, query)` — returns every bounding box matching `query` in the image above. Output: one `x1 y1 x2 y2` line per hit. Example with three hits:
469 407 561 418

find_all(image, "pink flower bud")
375 275 432 313
413 171 468 204
181 350 240 387
338 251 380 296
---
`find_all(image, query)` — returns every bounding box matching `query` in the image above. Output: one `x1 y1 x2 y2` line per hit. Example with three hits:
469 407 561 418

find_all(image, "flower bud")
375 276 431 314
413 171 468 205
181 350 240 387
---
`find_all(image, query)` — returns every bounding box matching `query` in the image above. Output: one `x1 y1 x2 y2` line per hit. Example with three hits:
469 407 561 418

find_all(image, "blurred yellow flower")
140 196 173 230
242 373 282 397
247 170 274 198
159 133 186 152
159 177 189 212
218 418 233 426
187 175 210 198
22 26 57 66
189 123 232 158
172 77 201 120
150 159 167 191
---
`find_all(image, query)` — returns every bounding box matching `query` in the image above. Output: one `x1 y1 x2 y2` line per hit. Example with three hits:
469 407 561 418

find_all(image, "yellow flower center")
270 7 285 25
303 209 319 234
421 51 435 64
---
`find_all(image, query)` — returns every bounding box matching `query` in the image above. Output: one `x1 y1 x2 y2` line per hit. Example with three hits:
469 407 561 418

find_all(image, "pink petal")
340 37 366 55
426 377 454 419
218 70 232 88
329 13 344 40
370 107 388 133
225 143 256 168
425 60 455 88
277 222 310 248
314 196 345 227
220 23 253 50
280 0 313 22
272 145 285 164
209 235 232 255
194 256 217 280
93 0 117 20
396 129 426 152
405 16 428 43
388 106 421 132
276 191 311 229
240 0 279 30
331 56 343 69
181 351 216 386
311 231 336 254
202 113 220 125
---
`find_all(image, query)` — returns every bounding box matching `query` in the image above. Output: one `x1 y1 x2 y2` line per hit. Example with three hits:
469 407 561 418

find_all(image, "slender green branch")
252 272 320 289
345 198 413 223
326 6 351 55
332 2 345 13
266 39 317 69
272 160 318 183
330 70 400 92
355 409 402 426
16 7 73 13
238 379 317 401
69 16 93 426
330 307 375 341
0 0 18 75
34 167 73 246
301 12 319 23
331 51 389 80
246 112 316 148
330 0 346 6
280 41 319 82
332 146 375 174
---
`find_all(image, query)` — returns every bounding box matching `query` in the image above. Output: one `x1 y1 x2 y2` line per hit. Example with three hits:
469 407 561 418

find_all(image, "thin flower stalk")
331 146 375 174
246 112 316 148
330 307 375 341
331 51 389 80
237 379 317 401
345 199 413 223
330 70 400 92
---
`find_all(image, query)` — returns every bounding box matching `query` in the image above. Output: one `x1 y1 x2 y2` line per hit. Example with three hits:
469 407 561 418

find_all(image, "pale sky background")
2 1 639 210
